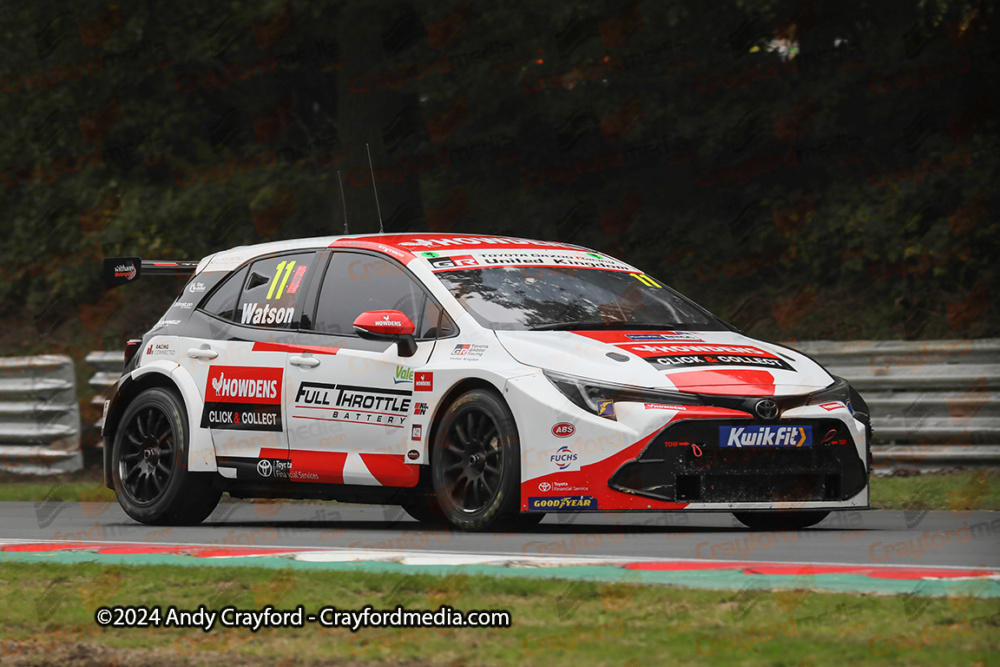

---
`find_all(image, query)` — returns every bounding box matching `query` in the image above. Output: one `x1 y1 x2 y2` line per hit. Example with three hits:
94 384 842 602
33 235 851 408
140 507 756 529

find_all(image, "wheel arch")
427 377 510 456
103 364 216 489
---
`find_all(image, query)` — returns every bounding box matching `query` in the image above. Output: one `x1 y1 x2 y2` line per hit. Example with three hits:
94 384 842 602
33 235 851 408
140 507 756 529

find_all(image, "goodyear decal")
528 496 598 511
719 425 812 448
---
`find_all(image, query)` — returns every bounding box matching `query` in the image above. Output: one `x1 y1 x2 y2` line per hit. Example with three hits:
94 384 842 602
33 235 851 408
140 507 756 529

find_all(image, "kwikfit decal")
201 366 283 431
719 425 812 448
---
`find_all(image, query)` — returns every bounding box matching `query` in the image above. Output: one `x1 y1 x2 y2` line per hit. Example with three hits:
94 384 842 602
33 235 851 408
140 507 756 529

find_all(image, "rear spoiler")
102 257 199 288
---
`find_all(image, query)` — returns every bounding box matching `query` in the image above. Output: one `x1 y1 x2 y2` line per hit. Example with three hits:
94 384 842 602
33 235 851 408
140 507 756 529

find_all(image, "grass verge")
1 469 997 511
1 562 997 666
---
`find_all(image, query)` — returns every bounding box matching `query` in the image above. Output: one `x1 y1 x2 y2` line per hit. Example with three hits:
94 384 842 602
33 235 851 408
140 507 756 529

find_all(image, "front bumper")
609 418 868 504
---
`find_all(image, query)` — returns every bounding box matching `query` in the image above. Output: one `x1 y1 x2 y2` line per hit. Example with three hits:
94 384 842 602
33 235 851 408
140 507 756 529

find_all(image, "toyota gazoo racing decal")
292 382 411 428
201 366 283 431
720 425 813 448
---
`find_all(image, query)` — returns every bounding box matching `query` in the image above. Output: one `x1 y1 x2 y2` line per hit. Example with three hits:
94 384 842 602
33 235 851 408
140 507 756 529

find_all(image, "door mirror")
352 310 417 357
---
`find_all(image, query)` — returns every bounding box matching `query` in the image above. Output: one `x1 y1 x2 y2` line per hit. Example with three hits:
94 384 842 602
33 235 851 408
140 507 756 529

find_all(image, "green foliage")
0 0 996 351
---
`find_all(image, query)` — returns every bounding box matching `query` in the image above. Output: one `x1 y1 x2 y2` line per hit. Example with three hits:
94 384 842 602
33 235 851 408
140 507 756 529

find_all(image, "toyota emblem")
257 460 273 477
538 482 551 492
754 399 779 420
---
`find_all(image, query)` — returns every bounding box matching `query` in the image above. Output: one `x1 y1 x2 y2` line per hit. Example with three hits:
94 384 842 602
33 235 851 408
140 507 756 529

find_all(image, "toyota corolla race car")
101 233 871 531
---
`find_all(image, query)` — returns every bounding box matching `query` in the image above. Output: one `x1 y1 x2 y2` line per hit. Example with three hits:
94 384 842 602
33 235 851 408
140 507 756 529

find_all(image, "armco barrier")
0 355 82 474
85 351 122 438
84 340 999 471
788 339 999 471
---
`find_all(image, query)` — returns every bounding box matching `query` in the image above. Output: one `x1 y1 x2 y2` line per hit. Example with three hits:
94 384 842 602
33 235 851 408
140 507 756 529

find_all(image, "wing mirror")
352 310 417 357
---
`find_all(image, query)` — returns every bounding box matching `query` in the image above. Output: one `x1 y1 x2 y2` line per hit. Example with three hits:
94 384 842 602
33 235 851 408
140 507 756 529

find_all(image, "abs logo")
552 422 575 438
550 445 578 469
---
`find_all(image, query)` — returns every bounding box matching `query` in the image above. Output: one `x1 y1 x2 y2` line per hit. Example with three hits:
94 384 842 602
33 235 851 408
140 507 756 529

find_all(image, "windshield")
435 267 726 331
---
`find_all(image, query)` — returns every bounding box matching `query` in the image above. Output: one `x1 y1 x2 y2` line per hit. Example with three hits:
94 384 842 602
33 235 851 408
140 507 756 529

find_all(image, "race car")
101 233 871 531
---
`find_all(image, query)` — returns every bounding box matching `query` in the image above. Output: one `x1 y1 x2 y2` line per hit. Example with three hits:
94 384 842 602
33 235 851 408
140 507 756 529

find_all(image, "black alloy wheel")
431 390 521 530
118 404 176 505
112 388 221 525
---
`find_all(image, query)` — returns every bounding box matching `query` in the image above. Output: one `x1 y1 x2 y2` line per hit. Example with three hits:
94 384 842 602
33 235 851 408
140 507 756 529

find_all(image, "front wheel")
732 510 830 531
112 388 221 525
431 389 521 531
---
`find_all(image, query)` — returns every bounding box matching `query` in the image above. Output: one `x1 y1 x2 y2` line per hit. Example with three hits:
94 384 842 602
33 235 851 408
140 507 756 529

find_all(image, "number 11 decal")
630 273 661 288
266 261 296 300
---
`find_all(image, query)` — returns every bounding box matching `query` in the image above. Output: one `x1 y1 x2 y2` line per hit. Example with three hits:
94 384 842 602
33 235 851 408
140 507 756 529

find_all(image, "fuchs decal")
719 425 813 448
293 381 411 427
550 445 578 469
528 496 597 511
201 366 283 431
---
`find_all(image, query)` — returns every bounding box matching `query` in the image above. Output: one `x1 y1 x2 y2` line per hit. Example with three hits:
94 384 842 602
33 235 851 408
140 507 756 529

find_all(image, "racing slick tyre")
431 389 521 531
111 388 221 526
732 510 830 531
400 494 447 524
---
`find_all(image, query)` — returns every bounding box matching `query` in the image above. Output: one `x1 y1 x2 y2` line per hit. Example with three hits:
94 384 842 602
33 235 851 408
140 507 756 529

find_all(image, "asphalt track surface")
3 501 998 569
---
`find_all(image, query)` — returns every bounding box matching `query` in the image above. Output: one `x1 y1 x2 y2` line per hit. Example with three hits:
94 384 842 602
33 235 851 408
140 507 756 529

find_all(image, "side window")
200 267 248 322
315 253 441 337
235 253 315 328
418 296 457 339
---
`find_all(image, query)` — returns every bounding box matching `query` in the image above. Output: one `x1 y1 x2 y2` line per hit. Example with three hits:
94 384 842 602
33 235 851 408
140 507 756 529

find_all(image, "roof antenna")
366 143 384 234
337 170 349 235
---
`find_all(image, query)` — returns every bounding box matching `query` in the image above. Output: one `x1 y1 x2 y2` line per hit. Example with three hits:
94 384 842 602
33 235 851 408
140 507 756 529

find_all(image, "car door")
283 250 455 487
181 251 319 483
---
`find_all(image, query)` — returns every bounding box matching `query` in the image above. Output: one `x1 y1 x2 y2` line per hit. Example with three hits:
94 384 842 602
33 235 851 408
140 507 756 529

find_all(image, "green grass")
871 471 1000 511
0 562 996 666
2 469 997 511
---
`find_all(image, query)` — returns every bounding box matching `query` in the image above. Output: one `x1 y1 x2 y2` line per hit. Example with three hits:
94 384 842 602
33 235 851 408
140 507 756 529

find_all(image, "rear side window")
236 253 315 328
201 267 247 321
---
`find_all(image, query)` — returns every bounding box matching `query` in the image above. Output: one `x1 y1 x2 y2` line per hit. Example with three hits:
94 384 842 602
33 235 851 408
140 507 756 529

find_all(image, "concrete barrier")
0 355 82 474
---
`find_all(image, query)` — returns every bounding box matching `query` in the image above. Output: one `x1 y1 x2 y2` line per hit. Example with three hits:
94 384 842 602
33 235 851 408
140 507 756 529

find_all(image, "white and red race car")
101 233 871 530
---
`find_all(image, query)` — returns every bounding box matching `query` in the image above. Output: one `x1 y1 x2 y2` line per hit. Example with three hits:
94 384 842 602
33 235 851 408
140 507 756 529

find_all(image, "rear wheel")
112 388 221 525
732 510 830 531
431 389 520 531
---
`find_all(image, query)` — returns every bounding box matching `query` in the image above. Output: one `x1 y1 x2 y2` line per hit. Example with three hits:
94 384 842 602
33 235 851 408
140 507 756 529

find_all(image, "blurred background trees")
0 0 995 355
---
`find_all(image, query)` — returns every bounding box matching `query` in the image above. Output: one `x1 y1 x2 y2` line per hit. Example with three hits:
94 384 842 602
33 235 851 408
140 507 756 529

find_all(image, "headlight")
543 370 702 420
807 375 870 423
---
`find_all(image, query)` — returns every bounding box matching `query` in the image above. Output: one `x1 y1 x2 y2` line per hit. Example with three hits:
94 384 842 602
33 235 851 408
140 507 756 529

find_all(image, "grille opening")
676 475 700 501
824 474 841 500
